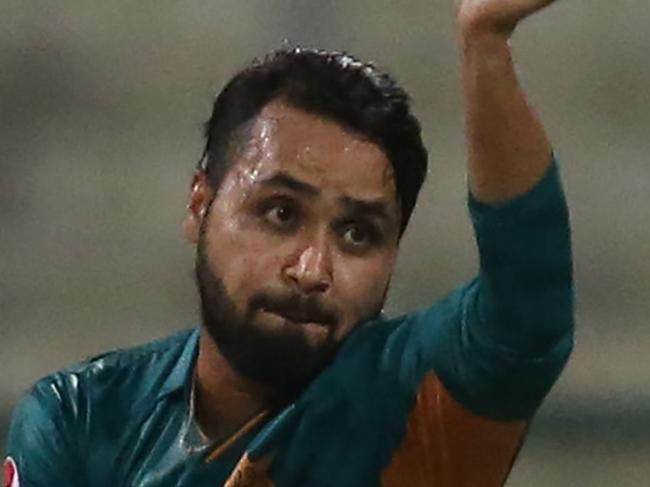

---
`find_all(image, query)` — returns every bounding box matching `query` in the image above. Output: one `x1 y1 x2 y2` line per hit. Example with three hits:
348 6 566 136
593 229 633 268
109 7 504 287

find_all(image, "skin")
184 99 401 439
181 0 560 443
456 0 557 204
456 0 557 37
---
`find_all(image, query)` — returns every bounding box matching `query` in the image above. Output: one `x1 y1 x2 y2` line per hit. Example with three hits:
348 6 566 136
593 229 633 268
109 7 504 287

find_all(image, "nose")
283 237 332 294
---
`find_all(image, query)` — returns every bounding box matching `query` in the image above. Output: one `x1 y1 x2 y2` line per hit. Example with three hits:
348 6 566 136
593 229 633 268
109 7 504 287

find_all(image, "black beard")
194 231 340 406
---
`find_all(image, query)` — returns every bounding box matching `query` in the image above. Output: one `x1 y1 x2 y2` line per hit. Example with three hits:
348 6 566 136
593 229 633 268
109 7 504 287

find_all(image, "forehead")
227 99 398 206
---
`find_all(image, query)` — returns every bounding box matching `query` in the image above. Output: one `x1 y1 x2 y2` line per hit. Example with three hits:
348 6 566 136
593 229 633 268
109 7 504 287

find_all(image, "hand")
456 0 558 37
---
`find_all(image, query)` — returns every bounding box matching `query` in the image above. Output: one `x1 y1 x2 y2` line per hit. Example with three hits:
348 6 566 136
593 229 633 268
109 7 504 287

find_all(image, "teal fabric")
6 159 574 486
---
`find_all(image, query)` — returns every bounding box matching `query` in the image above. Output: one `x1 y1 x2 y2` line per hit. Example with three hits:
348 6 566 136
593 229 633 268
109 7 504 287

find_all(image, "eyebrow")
259 172 320 197
259 171 395 223
340 196 393 223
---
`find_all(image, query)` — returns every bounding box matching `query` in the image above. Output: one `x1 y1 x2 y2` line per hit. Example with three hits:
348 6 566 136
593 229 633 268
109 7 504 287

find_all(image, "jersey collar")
155 327 201 401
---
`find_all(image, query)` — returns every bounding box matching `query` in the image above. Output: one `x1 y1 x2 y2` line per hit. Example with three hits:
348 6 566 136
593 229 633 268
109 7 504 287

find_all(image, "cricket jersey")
5 159 574 487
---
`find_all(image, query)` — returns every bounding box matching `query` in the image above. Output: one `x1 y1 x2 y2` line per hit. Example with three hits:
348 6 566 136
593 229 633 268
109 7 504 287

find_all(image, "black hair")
200 47 428 236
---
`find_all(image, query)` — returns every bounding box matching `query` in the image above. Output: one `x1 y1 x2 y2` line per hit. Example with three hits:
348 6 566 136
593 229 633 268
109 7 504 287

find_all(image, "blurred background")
1 1 649 485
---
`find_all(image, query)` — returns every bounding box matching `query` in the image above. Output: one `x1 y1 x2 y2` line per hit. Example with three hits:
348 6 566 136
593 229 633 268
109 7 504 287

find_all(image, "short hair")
200 47 428 236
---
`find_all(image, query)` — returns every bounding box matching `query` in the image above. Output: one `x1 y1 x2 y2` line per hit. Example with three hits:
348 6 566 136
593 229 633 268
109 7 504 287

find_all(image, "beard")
194 229 342 405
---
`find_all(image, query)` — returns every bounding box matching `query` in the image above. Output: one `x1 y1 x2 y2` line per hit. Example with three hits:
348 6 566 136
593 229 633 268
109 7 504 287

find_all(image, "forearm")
460 28 552 204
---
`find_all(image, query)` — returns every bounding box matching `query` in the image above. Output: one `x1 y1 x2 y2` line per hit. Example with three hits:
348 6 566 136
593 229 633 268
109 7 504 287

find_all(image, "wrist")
458 28 513 70
456 5 521 42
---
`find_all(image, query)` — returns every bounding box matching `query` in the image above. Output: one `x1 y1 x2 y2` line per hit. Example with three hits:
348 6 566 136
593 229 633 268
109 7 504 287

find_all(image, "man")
5 0 574 485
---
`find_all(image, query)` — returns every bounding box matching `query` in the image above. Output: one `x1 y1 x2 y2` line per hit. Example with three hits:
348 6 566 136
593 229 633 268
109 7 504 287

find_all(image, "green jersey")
5 161 574 487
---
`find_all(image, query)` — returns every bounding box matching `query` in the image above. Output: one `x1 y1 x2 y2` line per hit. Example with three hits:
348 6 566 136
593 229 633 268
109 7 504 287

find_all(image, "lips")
261 305 331 327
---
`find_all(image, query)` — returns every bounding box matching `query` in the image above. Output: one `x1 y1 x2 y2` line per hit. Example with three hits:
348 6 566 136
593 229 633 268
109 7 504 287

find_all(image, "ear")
183 170 213 244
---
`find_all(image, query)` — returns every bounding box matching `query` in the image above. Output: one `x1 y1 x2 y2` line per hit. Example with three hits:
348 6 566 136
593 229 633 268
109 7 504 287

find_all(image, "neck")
194 328 270 441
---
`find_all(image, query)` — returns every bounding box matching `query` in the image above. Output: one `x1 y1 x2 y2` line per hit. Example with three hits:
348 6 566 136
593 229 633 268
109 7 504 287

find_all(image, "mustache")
250 290 339 326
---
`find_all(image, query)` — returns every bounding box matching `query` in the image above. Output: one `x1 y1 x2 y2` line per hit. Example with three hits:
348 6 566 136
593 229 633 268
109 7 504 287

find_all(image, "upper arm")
387 272 572 422
468 157 574 355
5 379 85 486
386 160 573 420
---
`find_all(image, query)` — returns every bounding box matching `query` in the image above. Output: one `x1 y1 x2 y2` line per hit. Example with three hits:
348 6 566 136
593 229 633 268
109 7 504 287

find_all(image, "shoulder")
347 290 467 391
66 326 197 373
67 327 197 384
5 329 198 484
44 327 195 398
10 328 198 443
328 298 457 400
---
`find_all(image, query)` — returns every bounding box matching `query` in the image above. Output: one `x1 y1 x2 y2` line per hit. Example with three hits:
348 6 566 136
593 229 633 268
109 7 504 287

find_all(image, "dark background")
2 1 649 485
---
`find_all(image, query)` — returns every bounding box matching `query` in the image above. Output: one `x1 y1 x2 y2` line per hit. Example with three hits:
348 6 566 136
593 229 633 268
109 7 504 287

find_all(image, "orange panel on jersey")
381 372 528 487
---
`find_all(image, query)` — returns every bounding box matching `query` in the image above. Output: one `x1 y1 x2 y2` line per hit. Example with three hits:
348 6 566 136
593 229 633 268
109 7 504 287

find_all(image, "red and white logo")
3 457 19 487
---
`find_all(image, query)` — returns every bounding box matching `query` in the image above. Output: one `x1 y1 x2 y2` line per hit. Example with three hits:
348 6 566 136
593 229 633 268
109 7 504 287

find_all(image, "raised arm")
457 0 557 204
398 0 574 421
440 0 574 418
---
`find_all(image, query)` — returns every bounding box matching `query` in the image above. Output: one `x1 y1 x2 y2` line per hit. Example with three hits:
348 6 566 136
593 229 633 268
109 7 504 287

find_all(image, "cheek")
205 219 282 305
335 254 395 324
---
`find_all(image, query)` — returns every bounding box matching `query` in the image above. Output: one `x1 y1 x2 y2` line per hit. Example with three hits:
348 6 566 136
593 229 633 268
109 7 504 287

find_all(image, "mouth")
260 306 331 328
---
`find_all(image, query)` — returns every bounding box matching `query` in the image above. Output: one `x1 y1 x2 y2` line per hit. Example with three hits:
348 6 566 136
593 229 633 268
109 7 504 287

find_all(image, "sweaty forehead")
231 99 397 204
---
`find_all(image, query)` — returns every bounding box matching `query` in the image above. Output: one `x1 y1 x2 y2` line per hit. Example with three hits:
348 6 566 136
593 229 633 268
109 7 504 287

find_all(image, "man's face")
190 99 401 401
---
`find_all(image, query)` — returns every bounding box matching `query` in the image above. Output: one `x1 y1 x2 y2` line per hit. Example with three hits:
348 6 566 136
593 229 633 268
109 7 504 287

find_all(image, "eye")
340 223 376 248
263 201 299 229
